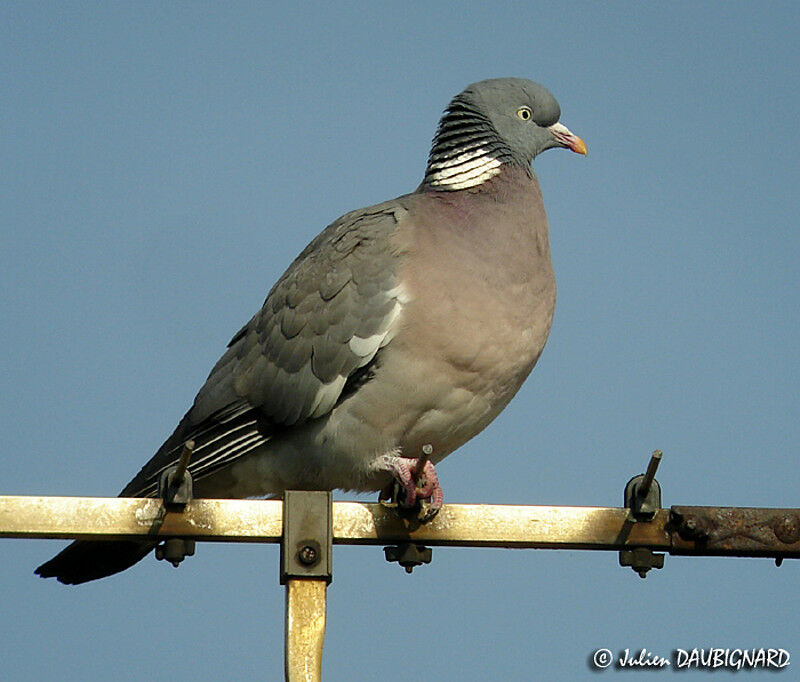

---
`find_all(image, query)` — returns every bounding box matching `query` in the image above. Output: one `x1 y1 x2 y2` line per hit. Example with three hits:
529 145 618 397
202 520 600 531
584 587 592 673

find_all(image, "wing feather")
121 202 409 498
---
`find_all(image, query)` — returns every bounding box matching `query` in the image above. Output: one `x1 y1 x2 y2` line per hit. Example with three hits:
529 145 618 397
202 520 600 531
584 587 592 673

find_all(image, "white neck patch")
426 147 503 190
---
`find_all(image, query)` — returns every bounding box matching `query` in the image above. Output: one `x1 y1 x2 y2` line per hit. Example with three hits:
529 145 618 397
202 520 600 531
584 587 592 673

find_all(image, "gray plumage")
36 77 585 584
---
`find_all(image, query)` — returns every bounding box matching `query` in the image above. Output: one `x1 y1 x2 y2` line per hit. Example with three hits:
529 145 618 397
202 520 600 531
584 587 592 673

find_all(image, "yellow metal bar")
7 493 796 682
334 501 671 549
0 496 283 542
3 496 800 557
285 579 326 682
0 495 668 549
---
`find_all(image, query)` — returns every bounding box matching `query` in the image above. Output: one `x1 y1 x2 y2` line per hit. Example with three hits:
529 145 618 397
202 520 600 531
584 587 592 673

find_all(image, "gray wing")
122 202 408 497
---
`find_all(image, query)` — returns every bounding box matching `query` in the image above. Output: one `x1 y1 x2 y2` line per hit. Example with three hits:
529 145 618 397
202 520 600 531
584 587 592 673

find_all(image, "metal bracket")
154 441 196 568
155 537 196 566
620 450 665 578
157 441 194 507
280 490 332 584
624 449 662 520
619 547 665 577
384 543 432 573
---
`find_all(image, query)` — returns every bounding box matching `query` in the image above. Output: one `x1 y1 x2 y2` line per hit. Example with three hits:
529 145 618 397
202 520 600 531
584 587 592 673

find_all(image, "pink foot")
378 455 443 521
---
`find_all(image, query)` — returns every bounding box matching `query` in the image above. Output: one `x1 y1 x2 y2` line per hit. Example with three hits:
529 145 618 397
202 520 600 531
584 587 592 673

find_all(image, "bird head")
425 77 586 190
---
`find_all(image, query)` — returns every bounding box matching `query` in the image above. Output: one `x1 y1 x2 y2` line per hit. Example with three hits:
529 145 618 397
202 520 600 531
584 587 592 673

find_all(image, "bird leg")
378 453 443 521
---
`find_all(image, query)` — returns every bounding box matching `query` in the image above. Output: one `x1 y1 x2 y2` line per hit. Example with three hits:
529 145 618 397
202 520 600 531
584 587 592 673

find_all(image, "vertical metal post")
285 579 327 681
281 491 332 682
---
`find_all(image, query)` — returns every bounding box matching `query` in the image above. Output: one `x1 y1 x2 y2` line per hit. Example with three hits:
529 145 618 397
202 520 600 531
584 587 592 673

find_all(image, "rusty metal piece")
671 509 711 541
670 507 800 557
773 514 800 544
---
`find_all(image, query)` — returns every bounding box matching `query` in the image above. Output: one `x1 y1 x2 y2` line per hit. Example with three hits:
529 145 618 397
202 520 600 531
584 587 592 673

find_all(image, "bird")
35 77 586 584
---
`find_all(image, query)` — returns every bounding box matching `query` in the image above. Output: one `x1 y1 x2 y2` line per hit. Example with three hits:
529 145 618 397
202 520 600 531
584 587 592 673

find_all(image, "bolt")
298 545 318 566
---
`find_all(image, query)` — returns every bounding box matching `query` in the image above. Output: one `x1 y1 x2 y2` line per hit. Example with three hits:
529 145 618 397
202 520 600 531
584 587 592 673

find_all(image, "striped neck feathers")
423 95 519 191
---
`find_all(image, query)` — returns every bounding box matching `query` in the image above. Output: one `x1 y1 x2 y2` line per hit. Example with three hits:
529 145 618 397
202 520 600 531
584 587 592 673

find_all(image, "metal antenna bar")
3 496 800 558
281 491 332 682
285 579 326 682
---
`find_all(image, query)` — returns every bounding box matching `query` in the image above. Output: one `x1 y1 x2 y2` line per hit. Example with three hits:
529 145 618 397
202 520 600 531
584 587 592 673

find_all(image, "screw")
298 545 318 566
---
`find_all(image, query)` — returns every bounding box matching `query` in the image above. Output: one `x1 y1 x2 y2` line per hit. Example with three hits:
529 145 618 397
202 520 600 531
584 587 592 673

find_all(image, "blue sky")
2 2 799 679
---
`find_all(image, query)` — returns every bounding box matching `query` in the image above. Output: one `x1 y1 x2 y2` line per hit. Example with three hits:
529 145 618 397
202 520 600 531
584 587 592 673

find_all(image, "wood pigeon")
36 77 586 584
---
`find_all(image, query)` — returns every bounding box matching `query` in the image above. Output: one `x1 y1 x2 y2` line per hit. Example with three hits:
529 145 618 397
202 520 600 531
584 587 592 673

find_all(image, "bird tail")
35 401 271 584
34 408 200 585
34 539 156 585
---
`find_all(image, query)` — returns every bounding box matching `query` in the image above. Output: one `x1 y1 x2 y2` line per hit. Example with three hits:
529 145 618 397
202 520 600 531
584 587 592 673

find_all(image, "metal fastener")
298 545 318 566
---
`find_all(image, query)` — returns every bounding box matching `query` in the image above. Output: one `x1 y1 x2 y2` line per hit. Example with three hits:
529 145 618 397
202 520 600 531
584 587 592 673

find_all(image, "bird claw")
378 456 443 522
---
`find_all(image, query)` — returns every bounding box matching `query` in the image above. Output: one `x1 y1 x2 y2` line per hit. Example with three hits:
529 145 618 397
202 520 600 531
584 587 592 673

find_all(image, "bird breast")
381 174 557 456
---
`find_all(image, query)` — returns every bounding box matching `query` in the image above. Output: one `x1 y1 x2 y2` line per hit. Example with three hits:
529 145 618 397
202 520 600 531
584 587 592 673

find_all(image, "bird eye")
516 106 533 121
